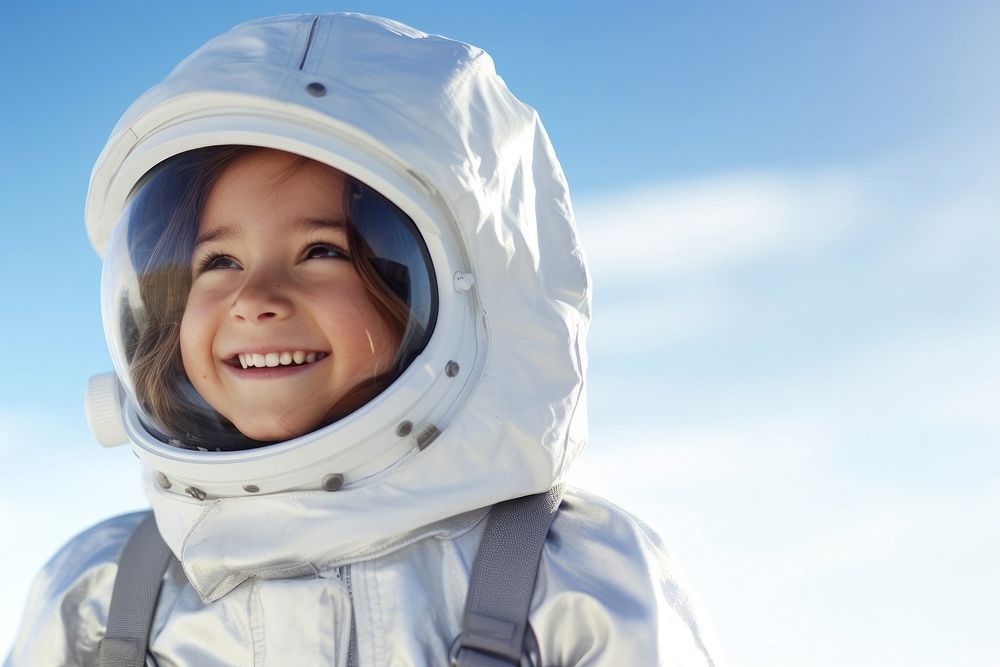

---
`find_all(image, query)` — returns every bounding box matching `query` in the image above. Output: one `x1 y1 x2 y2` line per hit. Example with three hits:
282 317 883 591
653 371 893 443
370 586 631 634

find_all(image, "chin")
230 418 303 443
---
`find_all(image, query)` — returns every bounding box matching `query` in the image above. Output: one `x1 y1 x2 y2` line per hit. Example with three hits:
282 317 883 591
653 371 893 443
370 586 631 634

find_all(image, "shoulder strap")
453 485 565 667
97 511 174 667
96 493 563 667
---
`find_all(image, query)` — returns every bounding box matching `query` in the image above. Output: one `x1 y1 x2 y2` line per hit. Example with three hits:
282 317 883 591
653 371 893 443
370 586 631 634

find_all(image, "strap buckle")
450 635 518 667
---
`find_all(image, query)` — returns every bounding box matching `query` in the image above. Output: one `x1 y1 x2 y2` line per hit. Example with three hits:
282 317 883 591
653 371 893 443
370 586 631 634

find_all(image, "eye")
303 243 348 260
196 251 241 273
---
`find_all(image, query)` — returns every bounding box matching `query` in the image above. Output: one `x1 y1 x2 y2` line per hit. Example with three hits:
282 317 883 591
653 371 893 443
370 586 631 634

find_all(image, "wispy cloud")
574 317 1000 667
588 284 730 348
572 152 1000 665
575 169 862 280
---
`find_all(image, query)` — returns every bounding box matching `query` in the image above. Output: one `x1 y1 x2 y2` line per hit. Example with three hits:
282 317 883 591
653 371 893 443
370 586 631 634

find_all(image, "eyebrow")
193 217 346 249
193 225 238 248
293 217 347 234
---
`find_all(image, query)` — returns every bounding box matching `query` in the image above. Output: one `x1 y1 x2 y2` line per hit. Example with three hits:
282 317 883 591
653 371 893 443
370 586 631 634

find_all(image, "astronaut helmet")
83 13 587 505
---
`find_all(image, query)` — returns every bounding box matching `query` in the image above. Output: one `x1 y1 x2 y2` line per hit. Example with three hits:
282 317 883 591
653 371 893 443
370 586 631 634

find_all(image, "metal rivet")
306 82 326 97
243 484 260 494
155 471 171 489
322 473 345 492
446 361 460 377
415 423 441 450
453 272 475 293
185 486 207 501
397 420 413 436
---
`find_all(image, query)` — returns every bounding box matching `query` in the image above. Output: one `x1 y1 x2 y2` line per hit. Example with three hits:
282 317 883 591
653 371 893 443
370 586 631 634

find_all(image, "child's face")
179 150 398 441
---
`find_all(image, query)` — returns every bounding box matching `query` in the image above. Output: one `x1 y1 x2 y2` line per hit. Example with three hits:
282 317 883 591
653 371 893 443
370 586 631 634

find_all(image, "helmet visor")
102 146 437 450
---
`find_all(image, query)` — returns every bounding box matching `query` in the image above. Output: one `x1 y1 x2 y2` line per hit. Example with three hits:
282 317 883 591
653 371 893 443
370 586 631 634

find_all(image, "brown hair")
125 146 410 449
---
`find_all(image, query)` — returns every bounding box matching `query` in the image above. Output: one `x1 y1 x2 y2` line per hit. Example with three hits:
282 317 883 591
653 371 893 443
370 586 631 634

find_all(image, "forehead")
200 149 348 231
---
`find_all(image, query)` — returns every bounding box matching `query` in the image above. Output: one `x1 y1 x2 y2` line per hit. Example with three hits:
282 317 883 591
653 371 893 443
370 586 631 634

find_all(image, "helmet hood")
85 12 590 596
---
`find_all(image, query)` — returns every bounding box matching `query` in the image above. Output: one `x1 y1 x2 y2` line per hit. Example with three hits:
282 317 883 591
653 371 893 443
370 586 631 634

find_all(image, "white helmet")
84 14 590 526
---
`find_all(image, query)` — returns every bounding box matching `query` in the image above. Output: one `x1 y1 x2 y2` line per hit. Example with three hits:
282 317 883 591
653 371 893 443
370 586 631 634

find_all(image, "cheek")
318 293 398 359
178 298 212 373
360 303 400 366
178 317 197 377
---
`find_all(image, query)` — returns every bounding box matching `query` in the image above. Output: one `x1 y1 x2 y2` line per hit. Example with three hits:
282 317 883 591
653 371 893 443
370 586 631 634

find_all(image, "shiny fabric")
8 13 725 666
6 489 722 666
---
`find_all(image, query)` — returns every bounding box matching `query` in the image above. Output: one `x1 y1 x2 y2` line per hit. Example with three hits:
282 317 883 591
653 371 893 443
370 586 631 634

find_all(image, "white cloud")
575 311 1000 667
575 169 862 280
589 284 730 349
894 189 1000 273
571 418 833 492
772 322 1000 433
569 151 1000 664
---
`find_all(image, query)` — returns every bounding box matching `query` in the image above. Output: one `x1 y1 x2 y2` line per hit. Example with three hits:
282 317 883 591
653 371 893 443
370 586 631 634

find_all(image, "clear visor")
102 146 437 450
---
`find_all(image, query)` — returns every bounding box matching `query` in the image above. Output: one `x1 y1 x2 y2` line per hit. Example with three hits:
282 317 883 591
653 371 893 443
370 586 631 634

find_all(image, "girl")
7 13 723 666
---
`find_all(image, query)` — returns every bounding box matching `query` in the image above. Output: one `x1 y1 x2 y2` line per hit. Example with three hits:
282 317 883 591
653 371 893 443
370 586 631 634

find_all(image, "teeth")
235 351 324 369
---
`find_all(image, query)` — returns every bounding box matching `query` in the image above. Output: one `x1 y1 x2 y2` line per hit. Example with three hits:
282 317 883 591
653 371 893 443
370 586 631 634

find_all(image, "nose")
230 270 294 323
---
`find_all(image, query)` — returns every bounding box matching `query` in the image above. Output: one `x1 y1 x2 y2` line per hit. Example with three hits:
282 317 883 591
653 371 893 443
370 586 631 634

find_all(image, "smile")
230 351 329 369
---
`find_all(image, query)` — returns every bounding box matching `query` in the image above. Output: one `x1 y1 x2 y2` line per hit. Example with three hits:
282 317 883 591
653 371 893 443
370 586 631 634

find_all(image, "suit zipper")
343 564 358 667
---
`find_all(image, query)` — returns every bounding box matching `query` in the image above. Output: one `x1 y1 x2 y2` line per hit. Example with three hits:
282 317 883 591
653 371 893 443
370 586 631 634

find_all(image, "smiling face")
179 149 399 441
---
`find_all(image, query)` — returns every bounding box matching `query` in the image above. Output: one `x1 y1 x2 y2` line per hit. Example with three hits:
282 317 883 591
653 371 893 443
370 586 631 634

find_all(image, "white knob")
453 272 475 293
85 372 129 447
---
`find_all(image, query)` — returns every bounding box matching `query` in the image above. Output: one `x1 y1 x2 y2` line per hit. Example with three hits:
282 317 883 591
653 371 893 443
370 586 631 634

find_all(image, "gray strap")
97 512 173 667
454 486 564 667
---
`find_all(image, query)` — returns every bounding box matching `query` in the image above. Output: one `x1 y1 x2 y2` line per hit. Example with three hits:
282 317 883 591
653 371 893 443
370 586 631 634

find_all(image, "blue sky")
2 2 999 664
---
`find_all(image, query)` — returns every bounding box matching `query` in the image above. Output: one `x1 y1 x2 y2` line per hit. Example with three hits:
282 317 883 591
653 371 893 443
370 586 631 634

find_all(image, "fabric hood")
85 12 590 600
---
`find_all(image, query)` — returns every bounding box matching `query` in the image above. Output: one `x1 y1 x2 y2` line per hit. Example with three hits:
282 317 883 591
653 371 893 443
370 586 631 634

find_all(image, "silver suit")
6 488 722 666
